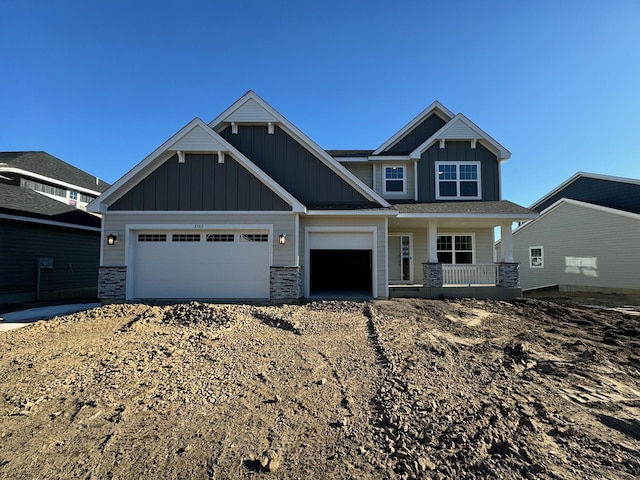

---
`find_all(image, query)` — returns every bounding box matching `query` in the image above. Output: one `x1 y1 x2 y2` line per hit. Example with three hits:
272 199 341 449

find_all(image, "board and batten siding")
417 141 500 202
300 216 388 298
342 162 373 189
220 125 373 206
384 113 447 155
110 153 291 212
101 212 297 268
513 201 640 291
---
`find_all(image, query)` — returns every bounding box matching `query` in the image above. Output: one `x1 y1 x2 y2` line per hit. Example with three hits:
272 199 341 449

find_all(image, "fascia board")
305 209 398 216
529 172 640 210
209 91 391 208
0 167 103 196
88 117 306 214
372 101 455 155
397 212 538 220
409 114 511 160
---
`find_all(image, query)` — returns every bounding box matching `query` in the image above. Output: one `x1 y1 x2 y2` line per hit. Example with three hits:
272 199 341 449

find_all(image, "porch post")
499 222 514 263
427 220 438 263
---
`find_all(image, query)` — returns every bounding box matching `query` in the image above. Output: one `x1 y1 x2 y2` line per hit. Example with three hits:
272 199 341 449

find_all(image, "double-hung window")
384 166 406 194
435 162 481 199
529 246 544 268
437 234 474 264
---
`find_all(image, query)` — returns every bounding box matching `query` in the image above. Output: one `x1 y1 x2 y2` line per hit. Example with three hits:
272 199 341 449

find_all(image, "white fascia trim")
209 91 391 208
88 117 306 214
372 101 455 155
0 213 101 232
397 212 538 220
305 209 398 216
0 167 103 196
367 155 411 161
126 223 275 231
529 172 640 210
514 197 640 237
409 114 511 161
102 210 297 215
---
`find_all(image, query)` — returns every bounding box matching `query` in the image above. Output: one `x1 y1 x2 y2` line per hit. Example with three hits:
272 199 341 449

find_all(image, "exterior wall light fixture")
107 234 118 245
279 233 287 245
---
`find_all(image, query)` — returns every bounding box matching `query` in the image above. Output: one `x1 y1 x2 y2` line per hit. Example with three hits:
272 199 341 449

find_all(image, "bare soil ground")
1 295 639 479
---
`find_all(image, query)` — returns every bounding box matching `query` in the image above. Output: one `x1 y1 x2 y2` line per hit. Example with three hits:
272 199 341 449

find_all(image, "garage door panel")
132 231 270 299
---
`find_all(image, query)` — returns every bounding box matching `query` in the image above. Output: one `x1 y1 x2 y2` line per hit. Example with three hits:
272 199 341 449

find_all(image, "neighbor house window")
69 190 78 206
384 166 406 194
437 234 474 264
529 246 544 268
435 162 481 199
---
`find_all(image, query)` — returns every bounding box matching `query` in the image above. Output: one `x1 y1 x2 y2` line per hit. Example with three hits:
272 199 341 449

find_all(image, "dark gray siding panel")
110 154 291 211
384 113 447 155
535 177 640 214
220 125 372 206
417 141 500 202
0 219 99 303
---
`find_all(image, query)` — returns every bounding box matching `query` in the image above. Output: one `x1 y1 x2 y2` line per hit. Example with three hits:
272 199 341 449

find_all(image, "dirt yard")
1 295 639 479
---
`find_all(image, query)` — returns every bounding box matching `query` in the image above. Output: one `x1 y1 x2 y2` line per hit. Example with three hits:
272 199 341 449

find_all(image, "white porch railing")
442 264 499 286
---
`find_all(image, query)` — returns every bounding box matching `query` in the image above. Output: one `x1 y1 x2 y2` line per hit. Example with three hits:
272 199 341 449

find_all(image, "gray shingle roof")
391 200 537 216
0 151 110 193
0 183 101 228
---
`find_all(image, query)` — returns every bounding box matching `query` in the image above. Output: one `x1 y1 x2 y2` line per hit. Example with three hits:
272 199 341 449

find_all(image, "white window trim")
529 246 544 268
436 233 475 264
435 161 482 200
383 165 407 195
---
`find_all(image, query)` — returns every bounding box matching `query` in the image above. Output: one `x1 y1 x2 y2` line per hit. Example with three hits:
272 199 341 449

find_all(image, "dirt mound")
1 298 638 479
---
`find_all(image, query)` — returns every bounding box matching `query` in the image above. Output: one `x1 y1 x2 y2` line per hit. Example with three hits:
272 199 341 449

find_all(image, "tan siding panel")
343 163 373 189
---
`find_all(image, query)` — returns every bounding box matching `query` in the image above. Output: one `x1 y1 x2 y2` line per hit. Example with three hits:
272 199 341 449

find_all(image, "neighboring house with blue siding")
89 91 536 302
507 172 640 293
0 152 109 305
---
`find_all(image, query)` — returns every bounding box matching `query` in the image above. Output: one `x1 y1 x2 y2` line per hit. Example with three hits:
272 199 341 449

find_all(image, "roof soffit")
409 114 511 160
87 117 305 213
372 101 455 155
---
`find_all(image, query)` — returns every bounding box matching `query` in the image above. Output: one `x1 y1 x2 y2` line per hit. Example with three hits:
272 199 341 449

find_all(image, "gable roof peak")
372 100 455 155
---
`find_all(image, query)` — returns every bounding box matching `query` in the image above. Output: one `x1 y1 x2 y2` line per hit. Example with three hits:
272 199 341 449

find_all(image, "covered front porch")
386 201 537 300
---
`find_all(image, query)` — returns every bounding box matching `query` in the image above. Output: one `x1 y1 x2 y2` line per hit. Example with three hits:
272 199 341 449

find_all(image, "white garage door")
132 231 270 299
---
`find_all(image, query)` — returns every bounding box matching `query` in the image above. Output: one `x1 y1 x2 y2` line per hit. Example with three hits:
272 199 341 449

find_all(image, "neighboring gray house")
89 91 536 303
508 172 640 293
0 152 110 305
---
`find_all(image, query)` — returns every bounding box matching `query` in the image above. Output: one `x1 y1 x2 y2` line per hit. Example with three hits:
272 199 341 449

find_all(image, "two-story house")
89 91 536 303
0 151 110 305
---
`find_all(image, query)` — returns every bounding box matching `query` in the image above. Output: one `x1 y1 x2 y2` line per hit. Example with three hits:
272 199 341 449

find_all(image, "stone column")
98 266 127 300
497 263 519 288
270 266 302 302
423 263 443 287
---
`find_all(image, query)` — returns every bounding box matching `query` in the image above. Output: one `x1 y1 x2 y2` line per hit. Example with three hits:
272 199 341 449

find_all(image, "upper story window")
435 162 481 200
384 166 406 194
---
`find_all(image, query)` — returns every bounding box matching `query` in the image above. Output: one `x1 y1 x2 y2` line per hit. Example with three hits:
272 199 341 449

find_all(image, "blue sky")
2 0 639 207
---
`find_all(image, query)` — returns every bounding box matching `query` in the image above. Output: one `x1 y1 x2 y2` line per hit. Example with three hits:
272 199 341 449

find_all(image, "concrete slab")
0 303 100 332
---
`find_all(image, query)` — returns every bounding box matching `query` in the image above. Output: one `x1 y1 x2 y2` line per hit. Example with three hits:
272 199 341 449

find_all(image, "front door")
389 234 412 283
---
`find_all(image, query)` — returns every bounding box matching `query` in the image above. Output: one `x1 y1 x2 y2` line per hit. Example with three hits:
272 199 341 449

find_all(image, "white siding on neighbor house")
169 125 227 151
101 212 297 268
513 201 640 291
342 162 373 189
225 98 278 123
373 162 415 200
300 216 388 298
